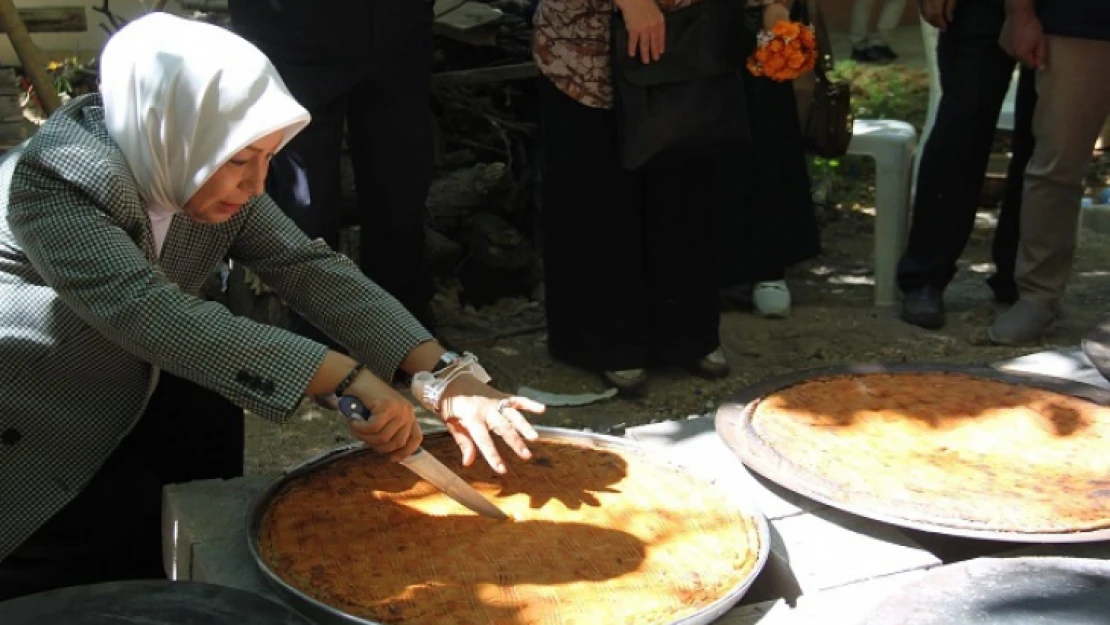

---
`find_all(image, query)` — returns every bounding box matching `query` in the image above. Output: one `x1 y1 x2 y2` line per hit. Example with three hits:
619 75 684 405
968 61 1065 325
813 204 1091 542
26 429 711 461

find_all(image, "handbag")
610 0 755 171
793 0 853 158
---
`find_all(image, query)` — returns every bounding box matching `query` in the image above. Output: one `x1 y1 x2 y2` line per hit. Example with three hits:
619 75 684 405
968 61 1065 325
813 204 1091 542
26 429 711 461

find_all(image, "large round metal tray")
0 581 313 625
246 426 771 625
715 362 1110 543
857 556 1110 624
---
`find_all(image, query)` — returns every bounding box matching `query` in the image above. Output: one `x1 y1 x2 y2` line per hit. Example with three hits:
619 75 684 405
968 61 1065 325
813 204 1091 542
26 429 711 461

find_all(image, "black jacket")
228 1 376 109
1038 0 1110 42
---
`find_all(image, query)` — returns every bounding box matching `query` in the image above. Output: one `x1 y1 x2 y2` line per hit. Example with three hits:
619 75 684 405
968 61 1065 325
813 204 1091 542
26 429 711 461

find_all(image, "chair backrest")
919 18 942 141
913 17 942 198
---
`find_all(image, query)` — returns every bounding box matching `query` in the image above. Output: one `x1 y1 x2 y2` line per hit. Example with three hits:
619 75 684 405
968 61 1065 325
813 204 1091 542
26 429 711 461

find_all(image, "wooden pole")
150 0 171 12
0 0 61 116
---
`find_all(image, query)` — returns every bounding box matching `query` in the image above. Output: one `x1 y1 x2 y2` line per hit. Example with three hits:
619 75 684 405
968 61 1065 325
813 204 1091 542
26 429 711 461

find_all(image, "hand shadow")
425 434 630 511
265 500 647 624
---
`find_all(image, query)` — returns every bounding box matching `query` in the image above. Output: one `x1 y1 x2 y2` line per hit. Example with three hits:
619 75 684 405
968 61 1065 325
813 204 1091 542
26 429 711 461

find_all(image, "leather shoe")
900 286 945 330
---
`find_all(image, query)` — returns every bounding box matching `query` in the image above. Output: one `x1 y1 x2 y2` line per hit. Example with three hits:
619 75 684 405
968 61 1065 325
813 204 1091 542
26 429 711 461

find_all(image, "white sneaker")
753 280 791 318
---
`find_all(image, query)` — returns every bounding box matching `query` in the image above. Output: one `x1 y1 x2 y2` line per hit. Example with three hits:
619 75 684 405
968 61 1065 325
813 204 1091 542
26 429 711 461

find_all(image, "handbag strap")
795 0 834 82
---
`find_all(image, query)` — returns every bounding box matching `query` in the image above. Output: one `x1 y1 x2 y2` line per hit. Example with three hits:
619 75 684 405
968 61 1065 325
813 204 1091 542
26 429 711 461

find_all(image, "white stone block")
161 474 278 580
191 535 280 601
767 509 940 595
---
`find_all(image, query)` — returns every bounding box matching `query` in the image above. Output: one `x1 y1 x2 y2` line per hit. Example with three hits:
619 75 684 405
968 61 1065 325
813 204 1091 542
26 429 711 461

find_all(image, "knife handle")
337 395 373 423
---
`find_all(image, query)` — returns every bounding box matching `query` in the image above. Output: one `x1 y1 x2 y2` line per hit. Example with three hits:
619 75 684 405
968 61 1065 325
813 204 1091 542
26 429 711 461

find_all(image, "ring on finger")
489 405 512 433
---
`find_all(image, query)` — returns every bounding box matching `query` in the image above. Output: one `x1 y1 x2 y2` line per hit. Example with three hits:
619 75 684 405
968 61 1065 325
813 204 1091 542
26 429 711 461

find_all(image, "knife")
336 395 509 520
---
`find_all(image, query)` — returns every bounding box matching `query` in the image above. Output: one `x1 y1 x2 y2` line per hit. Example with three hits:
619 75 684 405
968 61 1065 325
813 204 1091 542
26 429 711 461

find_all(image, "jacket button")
1 428 22 446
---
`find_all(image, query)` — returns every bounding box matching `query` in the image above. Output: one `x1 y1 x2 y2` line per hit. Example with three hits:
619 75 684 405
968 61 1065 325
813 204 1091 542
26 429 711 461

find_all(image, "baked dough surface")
259 437 763 624
748 372 1110 532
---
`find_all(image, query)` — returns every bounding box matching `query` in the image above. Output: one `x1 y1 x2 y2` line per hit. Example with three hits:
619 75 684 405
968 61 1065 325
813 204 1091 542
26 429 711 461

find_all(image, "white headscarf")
99 12 311 213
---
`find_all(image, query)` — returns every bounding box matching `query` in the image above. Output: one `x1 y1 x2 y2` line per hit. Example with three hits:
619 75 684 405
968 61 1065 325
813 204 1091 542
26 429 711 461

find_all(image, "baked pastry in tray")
745 371 1110 533
258 436 763 624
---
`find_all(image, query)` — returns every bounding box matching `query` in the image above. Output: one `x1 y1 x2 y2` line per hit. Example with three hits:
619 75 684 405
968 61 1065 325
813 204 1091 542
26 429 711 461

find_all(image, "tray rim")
714 361 1110 543
245 426 772 625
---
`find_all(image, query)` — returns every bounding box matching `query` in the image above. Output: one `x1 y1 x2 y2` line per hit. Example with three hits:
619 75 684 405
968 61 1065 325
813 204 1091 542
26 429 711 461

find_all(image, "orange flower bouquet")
746 20 818 82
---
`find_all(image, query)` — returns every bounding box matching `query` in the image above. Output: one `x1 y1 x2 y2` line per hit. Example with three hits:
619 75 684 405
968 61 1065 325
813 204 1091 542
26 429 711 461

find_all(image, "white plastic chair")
846 119 919 307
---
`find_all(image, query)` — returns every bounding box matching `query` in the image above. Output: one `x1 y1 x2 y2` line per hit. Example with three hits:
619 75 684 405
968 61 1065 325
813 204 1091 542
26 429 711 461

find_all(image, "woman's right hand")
615 0 665 63
345 371 423 462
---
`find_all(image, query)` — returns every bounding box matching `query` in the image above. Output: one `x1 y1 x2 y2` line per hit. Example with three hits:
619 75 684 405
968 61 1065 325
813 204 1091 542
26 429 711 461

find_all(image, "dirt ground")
243 198 1110 475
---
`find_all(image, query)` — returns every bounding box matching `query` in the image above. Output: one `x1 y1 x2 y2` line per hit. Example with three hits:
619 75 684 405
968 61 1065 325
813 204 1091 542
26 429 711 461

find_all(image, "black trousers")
897 0 1036 299
265 2 435 325
0 374 244 602
537 79 720 371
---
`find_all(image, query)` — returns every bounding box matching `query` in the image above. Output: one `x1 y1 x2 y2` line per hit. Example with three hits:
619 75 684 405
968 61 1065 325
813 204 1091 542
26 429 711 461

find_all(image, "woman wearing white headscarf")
0 13 543 598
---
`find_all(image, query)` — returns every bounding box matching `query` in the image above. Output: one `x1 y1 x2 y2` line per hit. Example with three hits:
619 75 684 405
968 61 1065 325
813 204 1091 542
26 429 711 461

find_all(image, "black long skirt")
537 79 721 372
0 373 244 601
714 75 821 286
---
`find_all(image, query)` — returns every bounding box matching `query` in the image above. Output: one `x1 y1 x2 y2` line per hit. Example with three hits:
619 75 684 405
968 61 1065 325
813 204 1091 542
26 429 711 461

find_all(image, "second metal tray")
715 362 1110 543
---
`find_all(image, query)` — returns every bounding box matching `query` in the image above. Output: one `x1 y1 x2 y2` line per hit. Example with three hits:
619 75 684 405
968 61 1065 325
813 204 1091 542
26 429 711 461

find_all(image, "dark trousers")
0 374 243 602
537 79 720 371
265 2 435 325
897 0 1036 300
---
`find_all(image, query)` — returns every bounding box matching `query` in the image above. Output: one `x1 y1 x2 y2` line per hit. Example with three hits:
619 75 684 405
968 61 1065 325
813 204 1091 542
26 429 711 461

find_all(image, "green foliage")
830 60 930 133
46 56 99 99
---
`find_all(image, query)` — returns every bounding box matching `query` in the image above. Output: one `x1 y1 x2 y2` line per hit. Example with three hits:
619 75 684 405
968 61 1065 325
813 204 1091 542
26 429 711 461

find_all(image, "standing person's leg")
896 0 1016 328
850 0 882 61
265 96 347 249
987 67 1037 304
715 76 818 317
264 95 348 347
353 0 436 326
536 78 649 386
871 0 907 59
850 0 878 48
644 157 723 375
991 37 1110 344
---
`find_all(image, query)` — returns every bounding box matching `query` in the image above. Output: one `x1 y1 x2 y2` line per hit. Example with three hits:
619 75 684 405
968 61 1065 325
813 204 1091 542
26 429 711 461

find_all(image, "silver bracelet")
411 352 491 413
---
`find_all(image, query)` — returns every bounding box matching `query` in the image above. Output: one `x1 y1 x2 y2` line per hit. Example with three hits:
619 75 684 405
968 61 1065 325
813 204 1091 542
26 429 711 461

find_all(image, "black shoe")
900 286 946 330
869 44 898 62
851 46 887 64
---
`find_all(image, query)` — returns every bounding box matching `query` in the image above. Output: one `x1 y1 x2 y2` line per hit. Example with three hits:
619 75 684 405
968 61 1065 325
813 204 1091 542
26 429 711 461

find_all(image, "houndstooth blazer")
0 94 432 562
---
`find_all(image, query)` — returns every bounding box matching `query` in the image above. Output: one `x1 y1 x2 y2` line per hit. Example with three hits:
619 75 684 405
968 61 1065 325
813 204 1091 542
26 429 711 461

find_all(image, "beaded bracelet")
334 363 365 397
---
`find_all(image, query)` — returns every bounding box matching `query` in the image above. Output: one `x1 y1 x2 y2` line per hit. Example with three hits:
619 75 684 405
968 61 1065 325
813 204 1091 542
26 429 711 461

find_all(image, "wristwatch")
431 351 462 374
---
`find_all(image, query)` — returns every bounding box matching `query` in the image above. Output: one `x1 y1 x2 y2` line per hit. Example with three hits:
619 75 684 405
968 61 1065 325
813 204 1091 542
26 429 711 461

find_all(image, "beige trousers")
1015 35 1110 305
849 0 907 46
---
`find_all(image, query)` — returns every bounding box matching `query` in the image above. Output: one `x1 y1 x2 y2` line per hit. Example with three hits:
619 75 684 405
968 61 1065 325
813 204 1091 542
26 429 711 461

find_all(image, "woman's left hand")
762 2 790 30
439 375 545 474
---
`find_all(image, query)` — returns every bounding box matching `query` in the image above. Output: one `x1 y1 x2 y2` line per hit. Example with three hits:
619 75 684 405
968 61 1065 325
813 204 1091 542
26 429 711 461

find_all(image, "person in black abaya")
715 65 821 317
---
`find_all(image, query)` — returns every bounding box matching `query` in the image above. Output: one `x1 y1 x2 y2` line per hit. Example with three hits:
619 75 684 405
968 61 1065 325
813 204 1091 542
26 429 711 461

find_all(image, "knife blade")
336 395 509 520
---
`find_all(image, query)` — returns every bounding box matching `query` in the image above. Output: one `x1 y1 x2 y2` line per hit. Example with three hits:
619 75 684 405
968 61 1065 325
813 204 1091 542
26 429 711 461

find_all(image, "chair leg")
873 147 914 307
